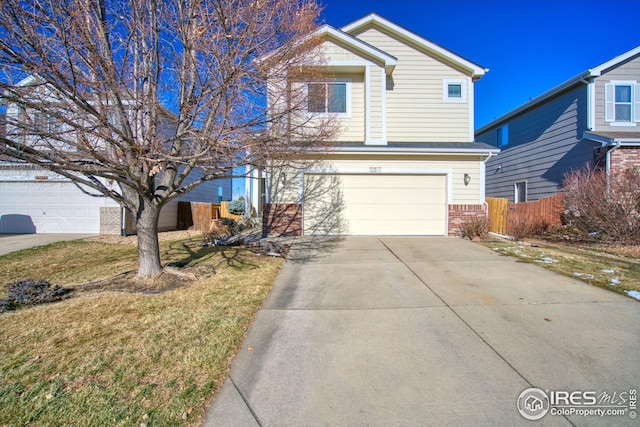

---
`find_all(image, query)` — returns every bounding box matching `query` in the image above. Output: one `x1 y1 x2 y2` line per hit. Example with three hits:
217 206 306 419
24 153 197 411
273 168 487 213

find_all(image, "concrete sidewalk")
0 234 95 256
204 237 640 426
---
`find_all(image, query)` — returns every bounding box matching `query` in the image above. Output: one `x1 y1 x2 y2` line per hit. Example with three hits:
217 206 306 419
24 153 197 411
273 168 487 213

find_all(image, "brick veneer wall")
609 146 640 176
448 204 486 237
262 203 302 237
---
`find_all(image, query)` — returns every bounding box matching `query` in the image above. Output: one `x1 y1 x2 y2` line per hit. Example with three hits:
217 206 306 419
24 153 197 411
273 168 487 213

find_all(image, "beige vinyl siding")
267 165 300 204
593 53 640 131
369 66 384 140
320 39 370 62
352 27 470 142
341 73 365 142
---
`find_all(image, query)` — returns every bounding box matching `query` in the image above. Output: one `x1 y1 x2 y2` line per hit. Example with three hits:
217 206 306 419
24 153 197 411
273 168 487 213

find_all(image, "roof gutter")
328 146 500 156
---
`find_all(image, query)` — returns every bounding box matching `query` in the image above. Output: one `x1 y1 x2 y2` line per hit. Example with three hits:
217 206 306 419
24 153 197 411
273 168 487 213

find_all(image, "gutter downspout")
579 77 593 131
605 141 622 177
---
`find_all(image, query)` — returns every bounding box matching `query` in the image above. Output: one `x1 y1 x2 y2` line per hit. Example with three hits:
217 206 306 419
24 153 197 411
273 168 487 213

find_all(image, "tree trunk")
136 203 163 278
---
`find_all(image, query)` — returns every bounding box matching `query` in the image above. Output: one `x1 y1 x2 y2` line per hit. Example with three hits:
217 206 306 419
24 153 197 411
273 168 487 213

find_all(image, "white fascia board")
583 132 612 145
330 146 500 156
583 132 640 146
260 24 397 73
589 45 640 76
321 26 397 75
341 13 486 79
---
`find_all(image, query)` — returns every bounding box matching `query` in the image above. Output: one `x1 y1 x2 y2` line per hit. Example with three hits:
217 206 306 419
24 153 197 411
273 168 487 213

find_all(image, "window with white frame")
497 124 508 147
307 80 351 116
605 81 640 125
515 181 527 203
443 79 467 103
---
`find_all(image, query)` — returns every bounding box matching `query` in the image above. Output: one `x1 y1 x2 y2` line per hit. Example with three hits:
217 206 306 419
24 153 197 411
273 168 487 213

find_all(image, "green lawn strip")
481 240 640 297
0 238 283 426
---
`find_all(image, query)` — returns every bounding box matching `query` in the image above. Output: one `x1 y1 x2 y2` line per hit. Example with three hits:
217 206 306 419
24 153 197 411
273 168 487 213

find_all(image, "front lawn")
0 235 283 426
481 238 640 299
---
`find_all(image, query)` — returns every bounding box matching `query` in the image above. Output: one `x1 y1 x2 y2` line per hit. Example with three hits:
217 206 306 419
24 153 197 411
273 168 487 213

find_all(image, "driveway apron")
204 237 640 426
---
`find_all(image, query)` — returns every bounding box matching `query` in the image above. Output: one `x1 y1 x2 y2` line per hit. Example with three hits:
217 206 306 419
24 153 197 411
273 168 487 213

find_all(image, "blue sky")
319 0 640 130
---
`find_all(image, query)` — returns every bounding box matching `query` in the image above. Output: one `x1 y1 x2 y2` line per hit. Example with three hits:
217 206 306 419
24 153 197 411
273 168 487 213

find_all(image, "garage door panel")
343 206 445 222
0 182 102 233
303 173 447 236
342 188 445 205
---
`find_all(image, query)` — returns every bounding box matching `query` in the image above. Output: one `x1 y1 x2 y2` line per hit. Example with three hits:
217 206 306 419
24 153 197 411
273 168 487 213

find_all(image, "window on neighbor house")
443 79 467 103
497 124 508 147
605 81 640 124
307 82 349 114
515 181 527 203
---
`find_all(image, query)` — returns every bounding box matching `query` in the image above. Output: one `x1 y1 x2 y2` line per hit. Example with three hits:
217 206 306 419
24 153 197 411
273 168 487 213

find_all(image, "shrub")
461 217 489 240
562 165 640 244
1 279 73 312
510 221 548 241
226 199 245 216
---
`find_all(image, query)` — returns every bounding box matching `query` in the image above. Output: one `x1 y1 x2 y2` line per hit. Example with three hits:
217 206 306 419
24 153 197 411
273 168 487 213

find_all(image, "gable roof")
316 24 398 75
341 13 487 80
476 45 640 135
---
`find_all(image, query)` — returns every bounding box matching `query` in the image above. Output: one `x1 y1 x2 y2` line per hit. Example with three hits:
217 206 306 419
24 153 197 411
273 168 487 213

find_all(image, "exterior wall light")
464 173 471 186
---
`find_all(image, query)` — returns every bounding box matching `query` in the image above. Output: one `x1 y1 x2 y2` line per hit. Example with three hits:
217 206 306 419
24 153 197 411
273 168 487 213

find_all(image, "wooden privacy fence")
486 194 564 236
177 201 243 231
486 197 508 234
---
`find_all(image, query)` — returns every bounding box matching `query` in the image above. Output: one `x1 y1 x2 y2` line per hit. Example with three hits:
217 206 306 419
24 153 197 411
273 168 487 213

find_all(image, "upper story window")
307 80 351 116
497 124 508 147
443 79 467 103
605 81 640 125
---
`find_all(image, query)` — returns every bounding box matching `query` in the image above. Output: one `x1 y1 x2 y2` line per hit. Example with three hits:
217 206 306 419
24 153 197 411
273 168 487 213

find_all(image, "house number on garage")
369 167 382 173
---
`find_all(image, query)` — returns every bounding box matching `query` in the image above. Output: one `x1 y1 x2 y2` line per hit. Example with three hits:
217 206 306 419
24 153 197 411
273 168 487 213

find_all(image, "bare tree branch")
0 0 337 277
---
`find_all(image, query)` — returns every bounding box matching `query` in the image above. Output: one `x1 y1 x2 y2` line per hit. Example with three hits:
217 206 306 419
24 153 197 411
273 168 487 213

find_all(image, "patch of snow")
600 269 615 274
536 257 558 264
625 290 640 301
610 278 621 285
573 272 594 279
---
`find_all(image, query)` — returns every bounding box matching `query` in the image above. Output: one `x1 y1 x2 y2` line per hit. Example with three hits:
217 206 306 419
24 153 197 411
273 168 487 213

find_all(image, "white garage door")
0 181 106 233
303 174 447 236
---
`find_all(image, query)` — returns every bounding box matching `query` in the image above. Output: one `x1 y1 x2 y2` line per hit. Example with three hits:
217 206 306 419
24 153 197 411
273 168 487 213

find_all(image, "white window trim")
306 78 352 118
443 79 467 103
514 181 527 203
605 80 639 127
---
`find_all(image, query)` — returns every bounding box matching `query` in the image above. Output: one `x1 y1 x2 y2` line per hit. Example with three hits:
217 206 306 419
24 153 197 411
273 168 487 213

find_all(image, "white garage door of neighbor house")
303 174 447 236
0 181 105 233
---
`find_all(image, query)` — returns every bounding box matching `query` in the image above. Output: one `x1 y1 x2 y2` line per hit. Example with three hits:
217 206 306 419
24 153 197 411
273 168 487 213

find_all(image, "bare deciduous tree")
0 0 337 277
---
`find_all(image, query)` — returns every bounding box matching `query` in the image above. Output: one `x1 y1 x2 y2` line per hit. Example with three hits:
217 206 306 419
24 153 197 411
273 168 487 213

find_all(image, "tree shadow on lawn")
165 239 260 270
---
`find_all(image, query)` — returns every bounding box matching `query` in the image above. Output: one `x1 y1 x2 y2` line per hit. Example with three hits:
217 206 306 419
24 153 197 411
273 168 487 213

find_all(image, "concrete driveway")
204 237 640 426
0 234 95 256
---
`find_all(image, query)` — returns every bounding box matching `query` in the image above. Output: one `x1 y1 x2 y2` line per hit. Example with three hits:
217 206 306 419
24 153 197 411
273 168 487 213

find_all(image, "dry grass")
0 236 283 426
481 238 640 298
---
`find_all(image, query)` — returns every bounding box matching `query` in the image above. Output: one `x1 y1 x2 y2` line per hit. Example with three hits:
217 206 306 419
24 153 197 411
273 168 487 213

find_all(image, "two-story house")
475 46 640 202
251 13 498 237
0 75 232 234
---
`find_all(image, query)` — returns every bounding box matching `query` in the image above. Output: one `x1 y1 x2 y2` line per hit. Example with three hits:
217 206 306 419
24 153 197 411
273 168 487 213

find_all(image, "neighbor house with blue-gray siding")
475 46 640 202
